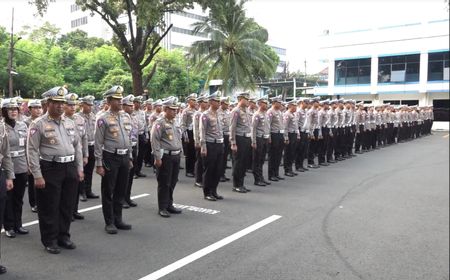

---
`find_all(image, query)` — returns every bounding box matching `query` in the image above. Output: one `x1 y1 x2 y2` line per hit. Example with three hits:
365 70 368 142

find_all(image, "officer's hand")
6 179 13 191
78 171 85 182
35 177 45 189
251 143 256 149
201 147 207 157
129 160 134 169
231 144 237 152
285 140 289 145
154 159 162 168
83 157 88 166
96 166 105 177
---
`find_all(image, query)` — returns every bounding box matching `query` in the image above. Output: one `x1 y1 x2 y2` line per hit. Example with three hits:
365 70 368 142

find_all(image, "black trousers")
195 148 204 184
36 161 78 247
335 127 344 158
73 145 95 214
318 127 330 163
28 173 36 208
101 152 129 225
126 146 138 202
344 126 353 156
221 134 231 178
135 134 147 175
156 154 180 210
232 135 251 188
4 172 27 230
268 133 284 178
296 131 310 169
253 137 269 183
184 130 196 175
144 137 153 166
202 142 224 196
327 128 336 161
355 125 364 152
308 129 319 164
284 133 298 172
0 170 5 260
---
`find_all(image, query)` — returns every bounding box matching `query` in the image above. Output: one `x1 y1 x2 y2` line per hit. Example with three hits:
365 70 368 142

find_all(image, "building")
314 18 449 116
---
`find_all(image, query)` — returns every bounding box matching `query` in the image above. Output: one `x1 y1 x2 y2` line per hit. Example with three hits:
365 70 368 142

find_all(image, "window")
70 4 80 13
270 46 287 56
172 26 208 38
335 58 371 85
172 11 207 21
378 54 420 83
401 100 419 106
433 99 449 121
383 100 401 105
71 16 88 28
428 51 450 81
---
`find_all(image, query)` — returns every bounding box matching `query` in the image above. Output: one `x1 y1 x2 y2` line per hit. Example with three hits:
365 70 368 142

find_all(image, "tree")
58 30 110 50
32 0 211 95
189 0 277 95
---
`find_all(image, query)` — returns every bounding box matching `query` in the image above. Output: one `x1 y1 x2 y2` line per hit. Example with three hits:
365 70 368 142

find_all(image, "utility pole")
8 8 21 98
303 59 307 95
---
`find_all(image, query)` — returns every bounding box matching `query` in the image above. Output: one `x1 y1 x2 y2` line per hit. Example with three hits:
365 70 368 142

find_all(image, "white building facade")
315 18 449 110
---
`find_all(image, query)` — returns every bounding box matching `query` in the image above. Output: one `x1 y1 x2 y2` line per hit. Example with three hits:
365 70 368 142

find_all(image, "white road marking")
138 215 282 280
173 203 220 215
443 134 449 139
1 193 150 233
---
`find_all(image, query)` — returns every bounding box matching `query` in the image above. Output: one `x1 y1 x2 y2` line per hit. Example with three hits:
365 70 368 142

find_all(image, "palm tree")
189 0 277 95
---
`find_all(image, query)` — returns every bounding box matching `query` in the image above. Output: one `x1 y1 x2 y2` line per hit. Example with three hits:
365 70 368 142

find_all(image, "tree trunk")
130 62 144 96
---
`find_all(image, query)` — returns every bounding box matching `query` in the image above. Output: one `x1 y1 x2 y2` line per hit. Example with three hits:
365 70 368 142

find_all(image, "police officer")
246 98 258 173
63 93 88 221
283 100 300 176
295 98 310 172
230 91 252 193
199 91 224 201
218 97 231 182
327 100 338 163
144 98 154 167
122 95 139 208
2 98 29 238
251 96 271 186
27 86 84 254
267 95 285 181
180 93 197 178
317 100 331 166
25 99 42 213
132 96 147 178
151 97 183 217
193 95 209 188
95 86 133 234
77 95 99 200
0 118 15 274
307 97 321 168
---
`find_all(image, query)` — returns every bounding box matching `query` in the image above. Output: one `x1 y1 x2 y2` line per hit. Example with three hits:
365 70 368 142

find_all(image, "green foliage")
59 30 110 50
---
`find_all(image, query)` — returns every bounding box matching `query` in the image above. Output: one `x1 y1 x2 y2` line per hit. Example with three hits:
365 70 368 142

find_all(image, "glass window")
378 53 420 83
428 51 450 81
334 58 371 85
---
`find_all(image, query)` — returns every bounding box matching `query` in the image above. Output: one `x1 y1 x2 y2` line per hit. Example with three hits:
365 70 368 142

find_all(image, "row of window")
173 11 207 21
71 16 88 28
271 46 287 56
70 4 80 13
172 26 208 38
335 51 449 85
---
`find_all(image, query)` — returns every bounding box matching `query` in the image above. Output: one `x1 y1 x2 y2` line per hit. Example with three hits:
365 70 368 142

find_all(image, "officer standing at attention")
229 91 252 193
295 98 310 172
121 95 139 208
283 100 300 177
0 118 15 274
150 97 183 218
193 95 209 188
133 96 148 178
24 99 42 213
267 95 285 181
95 86 133 234
251 96 271 187
2 98 29 238
77 96 99 200
218 97 231 182
199 91 224 201
27 86 84 254
180 93 197 178
63 93 88 221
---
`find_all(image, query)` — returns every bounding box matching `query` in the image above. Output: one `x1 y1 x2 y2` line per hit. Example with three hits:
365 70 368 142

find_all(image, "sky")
0 0 448 73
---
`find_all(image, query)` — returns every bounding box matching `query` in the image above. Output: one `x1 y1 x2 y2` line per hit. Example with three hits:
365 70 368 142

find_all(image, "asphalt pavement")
1 132 449 280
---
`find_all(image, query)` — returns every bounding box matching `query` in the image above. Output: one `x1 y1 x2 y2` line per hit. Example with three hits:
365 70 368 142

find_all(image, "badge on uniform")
168 134 173 140
29 128 38 136
97 119 105 128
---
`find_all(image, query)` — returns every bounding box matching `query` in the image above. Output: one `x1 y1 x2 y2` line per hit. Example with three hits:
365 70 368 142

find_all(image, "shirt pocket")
44 129 58 145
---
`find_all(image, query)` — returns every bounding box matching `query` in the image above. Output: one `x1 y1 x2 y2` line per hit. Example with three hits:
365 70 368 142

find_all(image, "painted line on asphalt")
1 193 150 233
138 214 282 280
173 203 220 215
443 134 449 138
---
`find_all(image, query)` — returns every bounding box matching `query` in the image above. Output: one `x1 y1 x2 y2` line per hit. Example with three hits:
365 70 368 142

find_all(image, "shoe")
243 186 251 192
105 224 118 234
115 221 132 230
350 154 357 157
186 173 195 178
295 167 305 172
276 176 285 180
254 181 266 186
246 169 253 173
219 177 227 182
307 164 319 169
15 227 29 234
122 202 130 209
232 187 247 193
126 200 138 207
57 239 76 249
167 205 182 214
159 209 171 218
136 172 147 177
292 172 298 176
145 163 152 167
213 194 224 200
5 230 16 238
179 166 185 170
319 162 330 166
355 151 363 154
327 160 336 164
45 245 61 254
269 176 279 181
263 180 271 185
79 193 87 202
134 175 140 179
0 265 6 274
31 206 38 213
86 192 99 199
204 195 217 201
73 212 85 220
194 182 203 188
285 172 295 177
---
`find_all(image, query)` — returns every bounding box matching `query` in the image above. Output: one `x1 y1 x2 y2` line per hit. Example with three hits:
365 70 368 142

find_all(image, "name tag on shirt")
19 138 25 147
